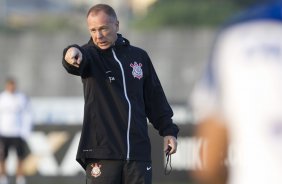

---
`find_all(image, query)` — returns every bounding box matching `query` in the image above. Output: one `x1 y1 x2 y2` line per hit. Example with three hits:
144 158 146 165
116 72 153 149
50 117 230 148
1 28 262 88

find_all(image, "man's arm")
143 53 179 155
20 95 33 139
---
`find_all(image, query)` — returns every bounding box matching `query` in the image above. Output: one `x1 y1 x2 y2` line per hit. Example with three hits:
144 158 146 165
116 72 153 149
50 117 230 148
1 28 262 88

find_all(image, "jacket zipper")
111 49 132 160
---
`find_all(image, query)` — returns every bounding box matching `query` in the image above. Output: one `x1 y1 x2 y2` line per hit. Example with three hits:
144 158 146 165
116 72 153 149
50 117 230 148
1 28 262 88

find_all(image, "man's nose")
96 31 103 39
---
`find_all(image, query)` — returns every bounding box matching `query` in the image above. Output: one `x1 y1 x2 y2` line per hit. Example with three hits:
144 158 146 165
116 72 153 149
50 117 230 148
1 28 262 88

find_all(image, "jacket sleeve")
143 53 179 138
62 44 89 77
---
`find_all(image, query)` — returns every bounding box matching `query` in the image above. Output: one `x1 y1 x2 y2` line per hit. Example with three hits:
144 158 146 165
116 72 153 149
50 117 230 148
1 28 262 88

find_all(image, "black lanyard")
164 152 172 175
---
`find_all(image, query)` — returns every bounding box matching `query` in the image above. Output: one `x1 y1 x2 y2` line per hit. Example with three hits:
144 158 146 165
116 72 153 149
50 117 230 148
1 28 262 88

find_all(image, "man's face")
87 11 119 50
5 81 16 93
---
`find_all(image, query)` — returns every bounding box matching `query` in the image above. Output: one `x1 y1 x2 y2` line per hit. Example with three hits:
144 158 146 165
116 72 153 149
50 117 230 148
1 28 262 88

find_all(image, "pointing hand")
64 47 83 68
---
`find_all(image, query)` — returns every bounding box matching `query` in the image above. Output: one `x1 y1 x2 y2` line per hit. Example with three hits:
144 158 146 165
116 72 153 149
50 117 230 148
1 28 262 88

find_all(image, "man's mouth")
98 41 108 46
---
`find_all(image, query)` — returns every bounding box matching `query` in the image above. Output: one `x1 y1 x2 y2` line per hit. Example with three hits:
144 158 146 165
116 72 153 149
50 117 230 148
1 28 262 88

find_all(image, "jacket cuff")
159 123 179 138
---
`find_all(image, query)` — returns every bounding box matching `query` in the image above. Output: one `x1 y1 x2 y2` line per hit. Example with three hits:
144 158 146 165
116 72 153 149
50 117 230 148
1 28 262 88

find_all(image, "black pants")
86 160 152 184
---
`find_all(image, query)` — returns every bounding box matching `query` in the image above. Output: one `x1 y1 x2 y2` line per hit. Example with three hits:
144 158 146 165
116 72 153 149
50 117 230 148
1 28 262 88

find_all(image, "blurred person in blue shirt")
0 78 32 184
191 1 282 184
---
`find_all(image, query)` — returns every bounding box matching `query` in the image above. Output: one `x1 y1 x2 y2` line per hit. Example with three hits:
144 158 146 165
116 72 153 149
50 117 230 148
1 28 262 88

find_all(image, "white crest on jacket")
91 163 102 178
130 62 143 79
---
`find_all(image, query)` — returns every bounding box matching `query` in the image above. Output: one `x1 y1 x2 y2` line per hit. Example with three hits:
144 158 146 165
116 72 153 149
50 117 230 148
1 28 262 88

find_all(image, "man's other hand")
164 136 177 155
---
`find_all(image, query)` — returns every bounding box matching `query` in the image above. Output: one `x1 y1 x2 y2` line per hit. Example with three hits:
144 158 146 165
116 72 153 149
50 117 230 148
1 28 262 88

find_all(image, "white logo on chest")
130 62 143 79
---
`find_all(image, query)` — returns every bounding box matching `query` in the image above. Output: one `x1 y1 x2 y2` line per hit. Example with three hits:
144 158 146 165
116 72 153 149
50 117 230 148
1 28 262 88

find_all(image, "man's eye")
101 28 108 32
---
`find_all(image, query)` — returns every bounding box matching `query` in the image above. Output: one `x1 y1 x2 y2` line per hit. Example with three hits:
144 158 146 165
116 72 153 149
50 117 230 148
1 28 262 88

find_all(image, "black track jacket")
62 34 179 169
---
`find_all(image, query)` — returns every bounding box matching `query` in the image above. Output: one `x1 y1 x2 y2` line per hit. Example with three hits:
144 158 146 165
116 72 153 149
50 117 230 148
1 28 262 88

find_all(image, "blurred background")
0 0 256 183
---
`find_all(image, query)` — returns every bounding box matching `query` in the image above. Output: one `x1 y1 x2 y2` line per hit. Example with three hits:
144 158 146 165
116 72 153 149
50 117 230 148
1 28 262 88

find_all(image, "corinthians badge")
130 62 143 79
91 163 102 178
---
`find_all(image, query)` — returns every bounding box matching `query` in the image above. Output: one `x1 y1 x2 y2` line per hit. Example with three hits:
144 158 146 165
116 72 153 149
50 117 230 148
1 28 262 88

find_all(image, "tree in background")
133 0 261 29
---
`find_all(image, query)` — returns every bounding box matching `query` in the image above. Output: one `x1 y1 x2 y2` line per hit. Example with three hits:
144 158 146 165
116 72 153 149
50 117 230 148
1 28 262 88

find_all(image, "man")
62 4 179 184
0 78 32 184
191 1 282 184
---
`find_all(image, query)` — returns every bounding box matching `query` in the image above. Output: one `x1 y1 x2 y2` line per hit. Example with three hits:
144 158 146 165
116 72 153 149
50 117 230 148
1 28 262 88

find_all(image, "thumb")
76 53 82 65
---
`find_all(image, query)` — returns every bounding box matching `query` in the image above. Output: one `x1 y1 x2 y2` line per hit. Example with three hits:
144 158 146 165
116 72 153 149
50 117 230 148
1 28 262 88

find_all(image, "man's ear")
116 20 119 32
